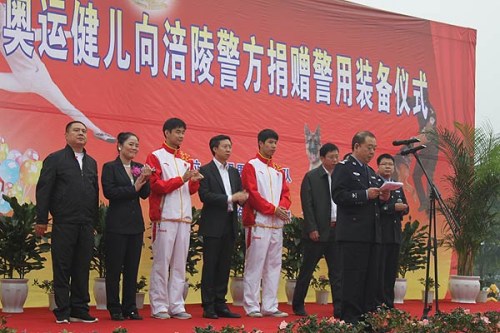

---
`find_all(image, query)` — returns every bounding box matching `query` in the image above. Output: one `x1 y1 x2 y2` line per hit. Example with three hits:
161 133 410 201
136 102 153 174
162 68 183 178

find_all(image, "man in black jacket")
376 153 409 308
198 135 248 319
292 143 341 318
331 131 389 324
35 121 99 324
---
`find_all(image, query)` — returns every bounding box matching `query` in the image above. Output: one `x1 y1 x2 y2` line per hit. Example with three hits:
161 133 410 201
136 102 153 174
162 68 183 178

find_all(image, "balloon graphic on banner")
20 160 42 186
7 183 24 199
6 150 22 164
23 148 40 161
0 196 11 214
0 142 8 162
0 159 20 184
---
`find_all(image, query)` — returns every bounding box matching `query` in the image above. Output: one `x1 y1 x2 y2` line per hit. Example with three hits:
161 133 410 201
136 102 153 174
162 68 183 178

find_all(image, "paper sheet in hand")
380 181 403 191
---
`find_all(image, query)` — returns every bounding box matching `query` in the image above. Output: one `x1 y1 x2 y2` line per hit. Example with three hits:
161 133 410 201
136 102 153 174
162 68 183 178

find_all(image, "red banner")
0 0 476 304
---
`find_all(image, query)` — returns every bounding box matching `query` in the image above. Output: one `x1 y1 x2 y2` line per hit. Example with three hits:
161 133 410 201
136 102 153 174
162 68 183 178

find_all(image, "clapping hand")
232 190 249 205
141 164 153 178
275 206 291 223
134 172 148 191
190 170 204 182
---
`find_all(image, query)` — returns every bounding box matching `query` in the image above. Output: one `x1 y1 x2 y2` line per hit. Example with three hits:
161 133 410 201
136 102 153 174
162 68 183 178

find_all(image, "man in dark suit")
376 153 409 308
292 143 341 318
35 121 99 324
331 131 389 324
198 134 248 319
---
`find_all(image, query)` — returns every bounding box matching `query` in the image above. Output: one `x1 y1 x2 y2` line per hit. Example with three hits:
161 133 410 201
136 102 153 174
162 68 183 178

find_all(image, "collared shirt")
379 175 391 182
75 152 84 170
323 165 337 222
213 158 233 211
351 154 364 168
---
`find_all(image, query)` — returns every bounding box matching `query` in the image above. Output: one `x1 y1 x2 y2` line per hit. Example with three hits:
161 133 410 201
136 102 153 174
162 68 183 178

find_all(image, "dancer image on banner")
393 150 415 201
407 90 438 211
0 3 115 143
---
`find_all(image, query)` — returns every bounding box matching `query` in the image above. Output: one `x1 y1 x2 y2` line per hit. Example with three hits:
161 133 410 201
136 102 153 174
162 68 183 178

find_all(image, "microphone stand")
410 149 459 319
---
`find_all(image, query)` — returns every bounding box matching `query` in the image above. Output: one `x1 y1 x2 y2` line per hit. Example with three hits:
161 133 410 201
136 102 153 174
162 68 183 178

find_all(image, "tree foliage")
436 122 500 275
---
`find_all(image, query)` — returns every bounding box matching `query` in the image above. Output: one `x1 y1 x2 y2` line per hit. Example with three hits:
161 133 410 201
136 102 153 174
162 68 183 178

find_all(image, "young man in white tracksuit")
241 129 291 318
146 118 203 320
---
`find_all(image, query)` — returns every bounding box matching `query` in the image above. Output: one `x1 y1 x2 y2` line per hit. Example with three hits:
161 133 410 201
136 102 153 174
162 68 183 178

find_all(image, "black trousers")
292 237 340 317
201 230 235 312
377 243 400 308
105 232 143 315
338 242 381 324
51 223 94 319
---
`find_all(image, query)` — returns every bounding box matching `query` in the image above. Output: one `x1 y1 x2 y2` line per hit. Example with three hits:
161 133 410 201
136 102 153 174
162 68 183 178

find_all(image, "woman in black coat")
101 132 151 320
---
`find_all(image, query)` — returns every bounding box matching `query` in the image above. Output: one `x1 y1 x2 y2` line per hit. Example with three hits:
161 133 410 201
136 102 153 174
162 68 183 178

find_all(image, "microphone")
392 138 420 146
400 145 426 156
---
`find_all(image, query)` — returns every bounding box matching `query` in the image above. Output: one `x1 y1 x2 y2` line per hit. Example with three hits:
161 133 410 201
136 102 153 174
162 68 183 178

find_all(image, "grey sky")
350 0 499 133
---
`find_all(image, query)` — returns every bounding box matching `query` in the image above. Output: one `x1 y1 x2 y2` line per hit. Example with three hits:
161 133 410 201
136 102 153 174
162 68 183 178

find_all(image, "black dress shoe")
293 309 308 316
216 309 241 318
123 311 143 320
203 311 219 319
110 313 125 321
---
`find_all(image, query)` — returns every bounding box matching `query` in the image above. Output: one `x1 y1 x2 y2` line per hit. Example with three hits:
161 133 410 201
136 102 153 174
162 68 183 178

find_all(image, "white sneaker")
172 312 192 319
247 311 263 318
269 310 288 318
151 312 170 319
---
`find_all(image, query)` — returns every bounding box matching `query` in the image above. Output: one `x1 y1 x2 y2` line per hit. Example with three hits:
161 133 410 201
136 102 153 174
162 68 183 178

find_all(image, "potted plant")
90 202 107 310
229 218 246 306
475 223 500 303
419 277 439 304
0 195 50 313
435 122 500 303
394 218 428 304
135 275 147 309
32 279 56 311
310 275 329 305
281 216 304 305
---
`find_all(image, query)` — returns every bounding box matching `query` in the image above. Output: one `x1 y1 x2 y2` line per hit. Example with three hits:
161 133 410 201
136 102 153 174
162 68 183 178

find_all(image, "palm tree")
436 122 500 276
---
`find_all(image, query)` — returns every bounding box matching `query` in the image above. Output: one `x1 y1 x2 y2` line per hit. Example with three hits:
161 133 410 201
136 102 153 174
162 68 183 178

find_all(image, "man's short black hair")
65 121 86 133
351 131 376 150
257 129 279 144
377 153 395 165
319 143 339 157
163 118 186 133
209 134 231 156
